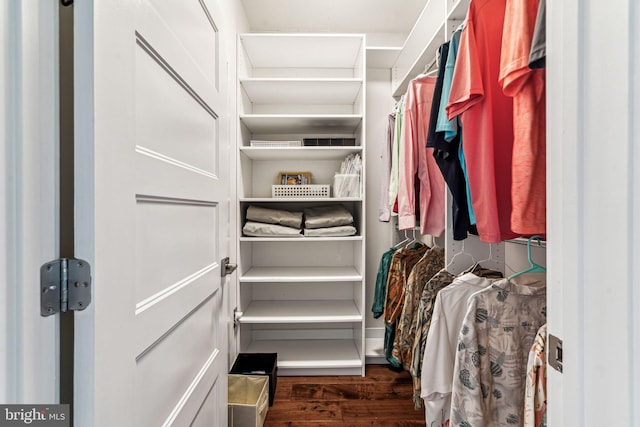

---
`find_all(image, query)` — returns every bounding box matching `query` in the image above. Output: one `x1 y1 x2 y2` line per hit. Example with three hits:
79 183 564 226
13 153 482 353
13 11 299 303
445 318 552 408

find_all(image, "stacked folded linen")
303 205 357 237
242 205 303 237
243 221 303 237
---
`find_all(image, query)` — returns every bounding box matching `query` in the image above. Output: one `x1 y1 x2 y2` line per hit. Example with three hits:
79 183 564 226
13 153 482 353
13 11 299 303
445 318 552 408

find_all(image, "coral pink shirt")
398 76 445 236
446 0 519 243
500 0 547 235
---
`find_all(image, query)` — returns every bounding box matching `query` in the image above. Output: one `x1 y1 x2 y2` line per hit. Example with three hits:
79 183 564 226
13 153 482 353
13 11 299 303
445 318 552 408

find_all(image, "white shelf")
240 114 363 134
239 197 362 203
366 46 402 68
240 34 364 69
241 78 363 105
239 236 363 242
391 0 447 98
239 300 362 324
447 0 470 20
239 266 362 282
392 23 445 98
239 146 361 160
245 339 362 370
390 0 471 98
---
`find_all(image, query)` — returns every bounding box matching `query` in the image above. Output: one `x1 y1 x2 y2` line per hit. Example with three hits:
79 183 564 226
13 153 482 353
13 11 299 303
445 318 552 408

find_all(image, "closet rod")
508 237 546 247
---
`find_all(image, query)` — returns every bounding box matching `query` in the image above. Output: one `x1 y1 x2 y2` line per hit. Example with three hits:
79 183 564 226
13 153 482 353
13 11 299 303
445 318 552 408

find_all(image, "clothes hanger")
425 68 439 77
445 240 477 273
416 56 438 79
425 59 439 77
404 228 418 248
394 229 411 249
471 243 493 270
507 235 546 280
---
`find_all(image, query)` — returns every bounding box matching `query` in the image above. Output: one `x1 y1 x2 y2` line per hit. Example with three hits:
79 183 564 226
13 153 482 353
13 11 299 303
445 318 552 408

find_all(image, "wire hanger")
445 240 477 272
507 235 546 280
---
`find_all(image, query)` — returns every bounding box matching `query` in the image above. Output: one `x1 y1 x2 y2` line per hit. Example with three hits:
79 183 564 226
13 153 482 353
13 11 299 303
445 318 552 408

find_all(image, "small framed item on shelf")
277 171 312 185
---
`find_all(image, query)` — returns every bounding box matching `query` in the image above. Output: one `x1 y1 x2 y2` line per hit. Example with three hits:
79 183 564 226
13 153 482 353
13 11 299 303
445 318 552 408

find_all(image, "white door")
0 0 60 405
73 0 232 425
547 0 640 426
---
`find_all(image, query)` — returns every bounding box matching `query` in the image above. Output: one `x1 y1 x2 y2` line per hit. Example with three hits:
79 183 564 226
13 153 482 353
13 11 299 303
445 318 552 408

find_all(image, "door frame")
0 0 60 405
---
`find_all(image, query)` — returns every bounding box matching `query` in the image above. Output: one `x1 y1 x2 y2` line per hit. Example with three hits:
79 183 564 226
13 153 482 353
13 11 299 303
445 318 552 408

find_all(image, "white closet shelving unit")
236 33 367 376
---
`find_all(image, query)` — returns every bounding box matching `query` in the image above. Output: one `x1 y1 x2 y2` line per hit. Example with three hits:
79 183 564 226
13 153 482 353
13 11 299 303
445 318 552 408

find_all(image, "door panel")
146 0 220 89
135 295 221 426
135 48 219 174
74 0 229 425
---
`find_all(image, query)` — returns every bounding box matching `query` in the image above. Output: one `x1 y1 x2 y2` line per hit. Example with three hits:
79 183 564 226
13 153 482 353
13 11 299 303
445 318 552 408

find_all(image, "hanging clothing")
394 246 445 372
409 267 455 408
446 0 519 243
379 113 395 222
450 276 547 427
372 247 397 319
426 42 449 150
524 324 547 427
388 98 405 216
420 270 503 425
437 23 477 228
398 75 445 236
500 0 547 236
427 41 474 241
383 244 429 367
528 0 546 69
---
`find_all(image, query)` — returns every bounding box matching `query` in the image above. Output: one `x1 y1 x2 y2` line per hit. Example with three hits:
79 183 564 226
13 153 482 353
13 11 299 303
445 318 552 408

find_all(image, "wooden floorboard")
263 364 426 427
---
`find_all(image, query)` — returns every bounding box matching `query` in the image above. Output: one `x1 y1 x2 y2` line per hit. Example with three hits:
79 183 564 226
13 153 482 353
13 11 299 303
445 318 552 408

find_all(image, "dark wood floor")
263 364 427 427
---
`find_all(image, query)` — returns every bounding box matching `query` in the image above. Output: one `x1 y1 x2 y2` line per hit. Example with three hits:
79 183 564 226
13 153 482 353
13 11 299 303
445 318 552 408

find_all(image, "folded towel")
304 225 357 237
243 221 302 237
304 205 354 229
246 205 303 229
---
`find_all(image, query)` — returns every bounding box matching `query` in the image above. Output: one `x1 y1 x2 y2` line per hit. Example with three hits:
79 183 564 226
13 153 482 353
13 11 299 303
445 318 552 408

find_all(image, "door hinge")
40 258 92 317
548 333 563 373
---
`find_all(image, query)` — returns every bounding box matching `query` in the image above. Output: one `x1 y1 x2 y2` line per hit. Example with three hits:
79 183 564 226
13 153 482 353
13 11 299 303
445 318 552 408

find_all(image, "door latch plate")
548 333 563 373
221 257 237 277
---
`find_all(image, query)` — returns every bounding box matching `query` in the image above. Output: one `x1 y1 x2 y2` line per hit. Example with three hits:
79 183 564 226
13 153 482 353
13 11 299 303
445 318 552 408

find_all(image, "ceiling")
239 0 427 44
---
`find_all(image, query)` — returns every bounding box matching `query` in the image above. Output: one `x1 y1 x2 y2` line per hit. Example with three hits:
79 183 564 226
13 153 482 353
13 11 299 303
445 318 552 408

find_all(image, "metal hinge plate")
40 258 92 316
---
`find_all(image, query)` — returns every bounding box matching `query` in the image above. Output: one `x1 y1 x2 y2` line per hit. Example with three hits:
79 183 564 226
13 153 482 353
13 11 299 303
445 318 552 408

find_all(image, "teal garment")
457 129 476 225
436 28 461 141
372 247 398 319
435 23 476 226
385 322 402 367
